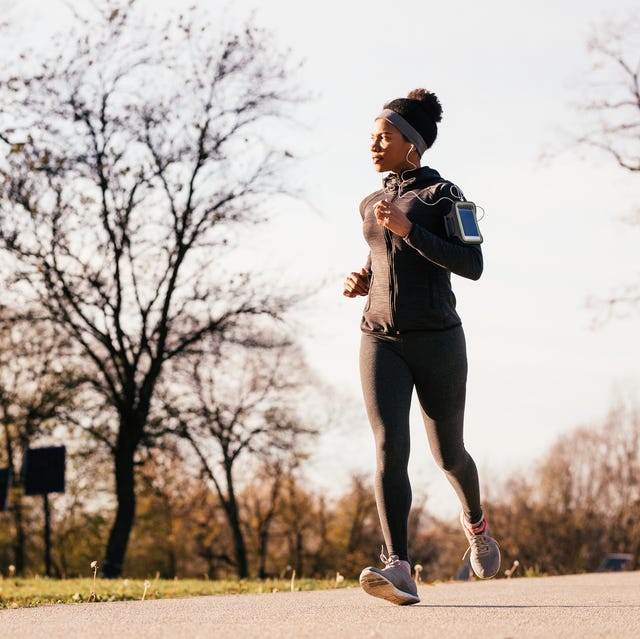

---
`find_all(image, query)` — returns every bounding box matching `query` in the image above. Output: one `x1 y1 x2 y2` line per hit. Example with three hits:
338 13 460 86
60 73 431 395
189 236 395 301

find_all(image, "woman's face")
370 118 415 174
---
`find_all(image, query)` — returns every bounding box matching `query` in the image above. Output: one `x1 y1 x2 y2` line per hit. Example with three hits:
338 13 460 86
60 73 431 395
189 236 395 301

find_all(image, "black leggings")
359 326 482 562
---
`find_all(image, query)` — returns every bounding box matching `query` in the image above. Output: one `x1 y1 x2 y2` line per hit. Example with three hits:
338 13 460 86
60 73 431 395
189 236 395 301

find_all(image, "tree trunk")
101 429 137 578
257 471 281 579
295 530 304 577
11 494 26 575
3 422 25 574
257 528 268 580
224 462 249 578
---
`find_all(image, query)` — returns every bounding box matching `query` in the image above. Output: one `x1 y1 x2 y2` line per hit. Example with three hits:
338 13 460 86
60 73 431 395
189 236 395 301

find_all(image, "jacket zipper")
385 192 398 332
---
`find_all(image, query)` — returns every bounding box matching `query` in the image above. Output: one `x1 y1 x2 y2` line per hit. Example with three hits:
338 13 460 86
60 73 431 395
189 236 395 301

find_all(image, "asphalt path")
2 571 639 638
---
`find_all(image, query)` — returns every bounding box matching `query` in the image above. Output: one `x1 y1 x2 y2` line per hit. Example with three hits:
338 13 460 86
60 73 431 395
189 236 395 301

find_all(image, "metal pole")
43 493 51 577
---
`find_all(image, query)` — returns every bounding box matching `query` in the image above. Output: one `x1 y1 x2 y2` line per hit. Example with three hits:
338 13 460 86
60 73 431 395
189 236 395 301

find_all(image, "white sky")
236 0 640 516
10 0 640 519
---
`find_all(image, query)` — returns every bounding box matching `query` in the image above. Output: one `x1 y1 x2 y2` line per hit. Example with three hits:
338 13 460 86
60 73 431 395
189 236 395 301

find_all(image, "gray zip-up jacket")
359 166 483 334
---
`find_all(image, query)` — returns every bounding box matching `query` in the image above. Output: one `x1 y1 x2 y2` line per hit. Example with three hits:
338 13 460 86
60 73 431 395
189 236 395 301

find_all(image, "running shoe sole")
359 568 420 605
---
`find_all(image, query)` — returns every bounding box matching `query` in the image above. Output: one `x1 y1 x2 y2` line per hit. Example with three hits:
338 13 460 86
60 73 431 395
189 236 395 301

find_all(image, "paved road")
2 571 639 638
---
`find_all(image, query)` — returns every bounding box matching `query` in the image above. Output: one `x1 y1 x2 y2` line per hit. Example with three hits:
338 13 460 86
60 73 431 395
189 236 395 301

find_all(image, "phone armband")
444 201 483 244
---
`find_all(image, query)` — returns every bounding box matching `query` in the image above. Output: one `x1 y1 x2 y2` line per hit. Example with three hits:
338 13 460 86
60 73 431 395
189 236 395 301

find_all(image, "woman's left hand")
374 200 412 237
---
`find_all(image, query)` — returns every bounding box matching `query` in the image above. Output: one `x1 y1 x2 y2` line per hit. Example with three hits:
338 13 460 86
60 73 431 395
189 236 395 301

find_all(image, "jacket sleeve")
403 224 483 280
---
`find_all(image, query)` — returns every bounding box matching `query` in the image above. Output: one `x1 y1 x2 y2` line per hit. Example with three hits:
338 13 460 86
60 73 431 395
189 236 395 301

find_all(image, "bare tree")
242 459 290 579
164 340 317 578
0 1 302 576
578 15 640 318
579 17 640 172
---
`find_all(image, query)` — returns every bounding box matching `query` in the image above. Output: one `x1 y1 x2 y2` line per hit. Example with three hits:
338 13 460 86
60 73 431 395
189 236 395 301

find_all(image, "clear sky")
231 0 640 516
10 0 640 518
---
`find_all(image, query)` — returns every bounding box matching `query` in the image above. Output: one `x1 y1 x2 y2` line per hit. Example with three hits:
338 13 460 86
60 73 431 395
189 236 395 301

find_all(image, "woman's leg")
405 327 483 523
405 327 500 579
359 333 414 561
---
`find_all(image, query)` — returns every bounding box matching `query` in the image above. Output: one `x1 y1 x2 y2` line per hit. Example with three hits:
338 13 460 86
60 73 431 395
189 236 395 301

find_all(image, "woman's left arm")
403 224 483 280
373 199 483 280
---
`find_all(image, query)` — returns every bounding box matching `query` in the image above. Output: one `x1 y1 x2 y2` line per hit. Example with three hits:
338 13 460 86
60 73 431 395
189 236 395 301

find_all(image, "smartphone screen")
457 207 481 242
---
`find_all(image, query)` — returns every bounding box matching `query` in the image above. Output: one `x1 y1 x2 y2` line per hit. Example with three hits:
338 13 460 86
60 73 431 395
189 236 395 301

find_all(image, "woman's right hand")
343 268 370 298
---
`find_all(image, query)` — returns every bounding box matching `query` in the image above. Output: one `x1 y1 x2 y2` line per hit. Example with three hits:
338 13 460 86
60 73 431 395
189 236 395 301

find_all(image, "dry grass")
0 575 356 609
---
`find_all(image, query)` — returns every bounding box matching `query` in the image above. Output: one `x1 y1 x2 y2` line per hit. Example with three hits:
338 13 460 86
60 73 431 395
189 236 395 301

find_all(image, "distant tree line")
488 398 640 576
1 394 638 580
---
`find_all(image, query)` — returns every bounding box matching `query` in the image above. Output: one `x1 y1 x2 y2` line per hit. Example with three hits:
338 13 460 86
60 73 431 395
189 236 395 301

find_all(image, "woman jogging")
343 89 500 605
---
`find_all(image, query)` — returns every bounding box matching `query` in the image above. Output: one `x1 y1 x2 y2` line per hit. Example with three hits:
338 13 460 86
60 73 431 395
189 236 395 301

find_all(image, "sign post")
23 446 66 577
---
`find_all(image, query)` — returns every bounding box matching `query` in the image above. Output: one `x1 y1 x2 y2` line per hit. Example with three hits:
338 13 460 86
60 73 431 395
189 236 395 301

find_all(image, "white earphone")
405 145 418 170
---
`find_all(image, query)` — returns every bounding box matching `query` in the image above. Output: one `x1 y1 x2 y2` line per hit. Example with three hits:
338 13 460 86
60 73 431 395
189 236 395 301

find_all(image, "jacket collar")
382 166 442 194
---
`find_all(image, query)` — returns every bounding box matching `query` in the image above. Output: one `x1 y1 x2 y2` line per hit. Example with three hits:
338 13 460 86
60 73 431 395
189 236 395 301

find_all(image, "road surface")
2 570 639 638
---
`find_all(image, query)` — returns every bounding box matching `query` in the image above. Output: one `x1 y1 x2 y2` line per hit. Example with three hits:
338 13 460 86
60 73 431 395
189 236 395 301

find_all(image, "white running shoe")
460 511 501 579
359 552 420 605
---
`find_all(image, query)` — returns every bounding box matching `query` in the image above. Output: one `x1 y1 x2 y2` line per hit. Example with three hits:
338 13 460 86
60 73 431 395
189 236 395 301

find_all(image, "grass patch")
0 575 357 609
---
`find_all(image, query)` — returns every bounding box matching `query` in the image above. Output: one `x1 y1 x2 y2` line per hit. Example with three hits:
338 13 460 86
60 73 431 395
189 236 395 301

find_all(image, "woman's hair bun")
407 88 443 123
